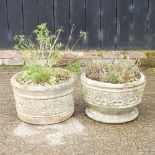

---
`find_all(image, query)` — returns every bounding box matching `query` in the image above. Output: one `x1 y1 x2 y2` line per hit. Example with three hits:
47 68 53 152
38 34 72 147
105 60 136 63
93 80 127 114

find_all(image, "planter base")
86 107 139 123
17 111 74 125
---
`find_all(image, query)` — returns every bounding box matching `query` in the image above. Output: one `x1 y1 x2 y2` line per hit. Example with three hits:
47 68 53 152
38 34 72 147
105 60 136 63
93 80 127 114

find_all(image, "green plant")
17 65 71 84
67 61 80 73
14 23 86 85
14 23 63 67
82 58 141 84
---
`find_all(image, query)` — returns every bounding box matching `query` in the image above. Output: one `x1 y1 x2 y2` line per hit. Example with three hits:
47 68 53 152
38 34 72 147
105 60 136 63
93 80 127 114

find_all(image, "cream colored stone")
81 73 146 123
4 58 24 65
11 72 76 124
0 59 3 65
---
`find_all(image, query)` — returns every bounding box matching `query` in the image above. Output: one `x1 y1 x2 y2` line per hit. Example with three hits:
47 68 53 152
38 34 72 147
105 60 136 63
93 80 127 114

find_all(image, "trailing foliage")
82 58 141 84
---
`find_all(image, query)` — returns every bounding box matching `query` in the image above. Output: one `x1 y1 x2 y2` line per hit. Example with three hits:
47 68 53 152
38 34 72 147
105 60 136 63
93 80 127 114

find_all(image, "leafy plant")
14 23 86 85
67 61 80 73
82 58 141 84
14 23 63 67
17 65 71 85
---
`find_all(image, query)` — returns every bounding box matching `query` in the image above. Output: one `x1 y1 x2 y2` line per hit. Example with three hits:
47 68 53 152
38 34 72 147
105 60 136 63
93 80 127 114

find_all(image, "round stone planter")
81 73 146 123
11 72 76 125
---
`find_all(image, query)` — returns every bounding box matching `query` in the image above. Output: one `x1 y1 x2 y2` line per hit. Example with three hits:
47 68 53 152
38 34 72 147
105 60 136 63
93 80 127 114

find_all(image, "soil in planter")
83 59 141 84
16 66 72 85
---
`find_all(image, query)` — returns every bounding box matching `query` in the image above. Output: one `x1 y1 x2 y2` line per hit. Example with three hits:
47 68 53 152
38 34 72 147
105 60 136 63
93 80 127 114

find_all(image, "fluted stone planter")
81 73 146 123
11 73 75 125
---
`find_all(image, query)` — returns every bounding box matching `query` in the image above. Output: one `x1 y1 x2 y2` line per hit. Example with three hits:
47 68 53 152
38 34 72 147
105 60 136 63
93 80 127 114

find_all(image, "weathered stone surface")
0 50 155 67
0 59 3 65
129 51 147 59
10 72 76 124
3 58 24 65
81 73 146 123
0 67 155 155
102 51 124 59
0 51 13 59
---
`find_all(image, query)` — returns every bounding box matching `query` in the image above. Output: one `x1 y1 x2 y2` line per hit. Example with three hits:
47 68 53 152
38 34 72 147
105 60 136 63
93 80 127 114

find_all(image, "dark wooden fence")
0 0 155 50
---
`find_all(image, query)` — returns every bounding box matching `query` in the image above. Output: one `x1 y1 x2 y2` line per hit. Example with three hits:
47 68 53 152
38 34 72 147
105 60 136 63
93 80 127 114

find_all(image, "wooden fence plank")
54 0 70 46
7 0 23 47
70 0 86 49
132 0 148 49
86 0 101 49
23 0 39 36
0 0 9 48
116 0 132 50
148 0 155 49
101 0 116 50
0 0 154 50
38 0 54 33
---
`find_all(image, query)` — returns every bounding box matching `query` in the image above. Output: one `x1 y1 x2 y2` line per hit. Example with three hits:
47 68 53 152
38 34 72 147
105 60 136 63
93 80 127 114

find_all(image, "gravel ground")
0 66 155 155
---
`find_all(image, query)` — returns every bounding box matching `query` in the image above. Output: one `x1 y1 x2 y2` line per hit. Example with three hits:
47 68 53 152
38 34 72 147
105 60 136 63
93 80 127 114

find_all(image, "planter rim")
81 72 145 89
11 72 76 92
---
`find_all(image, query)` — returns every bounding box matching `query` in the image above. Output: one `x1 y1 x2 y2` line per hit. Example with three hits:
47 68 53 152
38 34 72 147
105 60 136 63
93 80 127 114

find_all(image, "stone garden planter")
81 73 146 123
11 73 75 124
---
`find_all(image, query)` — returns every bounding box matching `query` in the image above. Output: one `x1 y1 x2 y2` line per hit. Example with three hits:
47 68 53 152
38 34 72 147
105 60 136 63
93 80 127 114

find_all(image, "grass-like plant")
82 58 141 84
